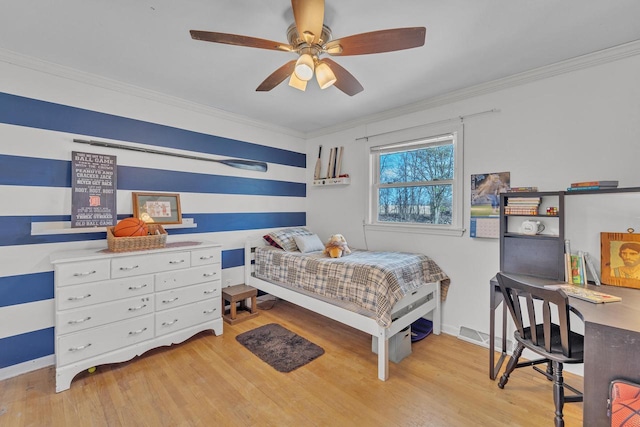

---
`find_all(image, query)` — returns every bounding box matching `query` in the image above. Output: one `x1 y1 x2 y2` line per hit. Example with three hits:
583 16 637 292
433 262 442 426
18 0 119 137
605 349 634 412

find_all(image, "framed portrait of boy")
601 232 640 289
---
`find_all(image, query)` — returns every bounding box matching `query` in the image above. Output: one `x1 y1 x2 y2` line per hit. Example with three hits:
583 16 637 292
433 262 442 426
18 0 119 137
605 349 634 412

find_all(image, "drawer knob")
169 259 185 264
203 308 217 314
203 289 216 294
162 319 179 326
203 272 217 277
128 327 148 335
69 343 92 352
68 294 92 301
73 270 96 277
128 284 148 290
68 316 92 325
128 304 147 311
162 297 179 304
119 265 139 271
199 255 214 260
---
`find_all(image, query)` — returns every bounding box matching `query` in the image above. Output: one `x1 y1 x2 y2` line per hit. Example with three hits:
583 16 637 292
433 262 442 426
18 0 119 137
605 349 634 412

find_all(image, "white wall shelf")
312 177 351 186
31 218 197 236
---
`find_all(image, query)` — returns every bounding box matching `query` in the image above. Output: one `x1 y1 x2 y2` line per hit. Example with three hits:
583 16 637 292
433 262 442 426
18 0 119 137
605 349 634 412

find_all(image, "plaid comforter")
254 247 450 327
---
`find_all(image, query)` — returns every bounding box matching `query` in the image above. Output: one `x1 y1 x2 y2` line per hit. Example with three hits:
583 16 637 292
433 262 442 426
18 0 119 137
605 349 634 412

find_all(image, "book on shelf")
544 284 621 304
566 186 618 191
508 186 539 192
570 180 618 188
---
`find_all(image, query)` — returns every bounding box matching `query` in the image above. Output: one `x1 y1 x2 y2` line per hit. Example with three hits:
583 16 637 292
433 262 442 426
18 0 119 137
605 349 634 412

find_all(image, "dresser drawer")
191 246 221 266
155 299 221 336
156 281 220 311
155 264 220 292
111 251 191 278
55 259 111 287
56 275 154 311
57 295 154 335
57 315 154 366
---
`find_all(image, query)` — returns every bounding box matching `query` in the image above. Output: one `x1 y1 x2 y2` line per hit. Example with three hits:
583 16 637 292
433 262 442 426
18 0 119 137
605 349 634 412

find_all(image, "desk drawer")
57 315 154 366
57 295 154 335
111 251 191 278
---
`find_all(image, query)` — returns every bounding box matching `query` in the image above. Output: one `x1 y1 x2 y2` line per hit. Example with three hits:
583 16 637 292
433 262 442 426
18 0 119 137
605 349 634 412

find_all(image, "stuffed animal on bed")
324 234 352 258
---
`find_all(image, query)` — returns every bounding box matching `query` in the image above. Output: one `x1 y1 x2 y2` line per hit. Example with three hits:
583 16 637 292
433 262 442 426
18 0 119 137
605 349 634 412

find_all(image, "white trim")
0 355 54 381
367 124 464 234
364 223 465 237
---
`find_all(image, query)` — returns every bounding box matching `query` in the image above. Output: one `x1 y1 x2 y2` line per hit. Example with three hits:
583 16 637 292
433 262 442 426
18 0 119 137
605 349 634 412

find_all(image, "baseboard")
0 355 54 381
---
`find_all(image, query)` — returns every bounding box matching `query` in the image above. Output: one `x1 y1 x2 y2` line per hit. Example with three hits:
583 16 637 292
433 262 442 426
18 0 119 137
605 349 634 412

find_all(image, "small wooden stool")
222 284 259 325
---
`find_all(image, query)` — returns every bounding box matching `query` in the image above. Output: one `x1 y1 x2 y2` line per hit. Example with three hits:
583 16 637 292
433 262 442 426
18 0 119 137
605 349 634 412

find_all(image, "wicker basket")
107 224 167 252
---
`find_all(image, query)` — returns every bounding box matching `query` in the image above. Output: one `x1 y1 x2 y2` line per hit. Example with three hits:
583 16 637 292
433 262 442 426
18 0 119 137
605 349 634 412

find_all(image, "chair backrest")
496 272 575 358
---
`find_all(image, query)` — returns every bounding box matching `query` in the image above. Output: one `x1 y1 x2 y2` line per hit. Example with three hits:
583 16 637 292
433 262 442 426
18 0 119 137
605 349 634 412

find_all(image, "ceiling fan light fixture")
294 53 315 81
288 72 307 91
315 62 337 89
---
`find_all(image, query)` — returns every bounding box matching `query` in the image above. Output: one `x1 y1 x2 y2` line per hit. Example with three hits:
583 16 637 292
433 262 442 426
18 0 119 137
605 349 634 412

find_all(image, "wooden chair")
495 272 584 427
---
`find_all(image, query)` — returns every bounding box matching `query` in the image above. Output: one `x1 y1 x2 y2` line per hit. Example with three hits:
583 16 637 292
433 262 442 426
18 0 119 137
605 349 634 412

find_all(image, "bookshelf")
500 187 640 282
500 191 565 280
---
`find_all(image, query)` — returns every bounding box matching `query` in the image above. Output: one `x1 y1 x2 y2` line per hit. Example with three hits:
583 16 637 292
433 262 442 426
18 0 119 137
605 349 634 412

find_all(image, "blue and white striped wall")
0 90 307 379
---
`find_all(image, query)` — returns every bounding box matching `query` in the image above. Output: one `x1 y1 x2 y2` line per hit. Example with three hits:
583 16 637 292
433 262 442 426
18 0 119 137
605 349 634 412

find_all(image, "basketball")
113 217 148 237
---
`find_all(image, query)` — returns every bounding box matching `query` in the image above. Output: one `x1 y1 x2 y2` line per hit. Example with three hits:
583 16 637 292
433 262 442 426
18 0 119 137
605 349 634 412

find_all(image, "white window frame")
366 123 464 236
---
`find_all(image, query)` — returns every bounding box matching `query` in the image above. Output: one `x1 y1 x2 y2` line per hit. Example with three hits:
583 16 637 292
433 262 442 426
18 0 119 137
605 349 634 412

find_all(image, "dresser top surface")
50 240 221 264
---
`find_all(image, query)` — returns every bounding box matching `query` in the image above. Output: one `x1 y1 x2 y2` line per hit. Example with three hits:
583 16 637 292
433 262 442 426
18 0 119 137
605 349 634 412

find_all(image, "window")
368 127 463 235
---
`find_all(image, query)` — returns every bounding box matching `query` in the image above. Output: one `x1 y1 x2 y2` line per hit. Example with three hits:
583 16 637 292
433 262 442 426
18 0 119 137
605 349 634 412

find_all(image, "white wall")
306 51 640 339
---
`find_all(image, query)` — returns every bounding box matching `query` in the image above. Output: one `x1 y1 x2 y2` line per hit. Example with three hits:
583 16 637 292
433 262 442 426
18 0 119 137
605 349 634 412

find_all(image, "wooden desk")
489 274 640 426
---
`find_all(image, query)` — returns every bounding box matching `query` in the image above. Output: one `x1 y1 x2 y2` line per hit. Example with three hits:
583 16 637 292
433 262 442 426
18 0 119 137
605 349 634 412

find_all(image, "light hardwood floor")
1 299 583 426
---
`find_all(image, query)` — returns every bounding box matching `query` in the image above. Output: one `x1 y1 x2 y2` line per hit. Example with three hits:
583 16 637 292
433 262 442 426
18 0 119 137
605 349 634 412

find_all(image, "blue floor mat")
411 318 433 342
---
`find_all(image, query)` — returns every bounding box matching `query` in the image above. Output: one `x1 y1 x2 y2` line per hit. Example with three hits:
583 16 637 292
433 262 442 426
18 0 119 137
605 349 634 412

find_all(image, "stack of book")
504 197 541 215
567 180 618 191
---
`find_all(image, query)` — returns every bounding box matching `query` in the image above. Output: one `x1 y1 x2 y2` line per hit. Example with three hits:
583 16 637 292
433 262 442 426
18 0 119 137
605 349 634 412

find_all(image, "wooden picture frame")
601 232 640 289
132 192 182 224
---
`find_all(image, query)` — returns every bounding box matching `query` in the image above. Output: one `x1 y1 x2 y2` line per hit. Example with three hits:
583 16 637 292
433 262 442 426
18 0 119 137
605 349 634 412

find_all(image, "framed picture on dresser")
132 192 182 224
601 231 640 289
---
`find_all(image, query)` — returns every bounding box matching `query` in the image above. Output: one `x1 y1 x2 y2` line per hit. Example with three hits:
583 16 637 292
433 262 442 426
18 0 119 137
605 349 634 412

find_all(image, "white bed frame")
244 238 441 381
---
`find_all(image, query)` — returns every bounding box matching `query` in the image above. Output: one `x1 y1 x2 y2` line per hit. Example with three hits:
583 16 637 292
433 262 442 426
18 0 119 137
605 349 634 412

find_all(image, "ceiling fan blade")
256 60 296 92
291 0 325 44
190 30 293 52
324 27 426 56
321 59 363 96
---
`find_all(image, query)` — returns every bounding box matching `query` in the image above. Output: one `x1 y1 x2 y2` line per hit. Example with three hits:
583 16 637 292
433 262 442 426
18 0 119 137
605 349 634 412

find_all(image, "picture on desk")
601 232 640 289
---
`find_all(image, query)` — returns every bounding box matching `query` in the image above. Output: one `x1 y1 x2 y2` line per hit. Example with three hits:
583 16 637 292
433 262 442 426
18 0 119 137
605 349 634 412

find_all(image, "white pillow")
293 234 325 253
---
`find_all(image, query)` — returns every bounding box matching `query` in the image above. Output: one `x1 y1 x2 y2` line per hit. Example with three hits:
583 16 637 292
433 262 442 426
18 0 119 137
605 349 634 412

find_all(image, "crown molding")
0 48 306 139
2 39 639 141
306 39 640 139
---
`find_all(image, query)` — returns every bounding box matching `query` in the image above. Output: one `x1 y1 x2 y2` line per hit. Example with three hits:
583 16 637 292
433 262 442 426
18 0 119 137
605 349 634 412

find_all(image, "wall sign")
71 151 117 227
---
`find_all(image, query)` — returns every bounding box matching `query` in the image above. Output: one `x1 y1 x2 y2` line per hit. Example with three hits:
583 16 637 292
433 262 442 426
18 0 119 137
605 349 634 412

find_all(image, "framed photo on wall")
601 231 640 289
132 192 182 224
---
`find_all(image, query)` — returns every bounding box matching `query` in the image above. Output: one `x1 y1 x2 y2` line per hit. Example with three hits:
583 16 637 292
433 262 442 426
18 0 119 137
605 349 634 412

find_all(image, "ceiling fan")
190 0 426 96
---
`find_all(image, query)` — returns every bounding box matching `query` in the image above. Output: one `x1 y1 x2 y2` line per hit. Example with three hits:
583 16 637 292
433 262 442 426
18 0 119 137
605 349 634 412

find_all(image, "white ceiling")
2 1 640 135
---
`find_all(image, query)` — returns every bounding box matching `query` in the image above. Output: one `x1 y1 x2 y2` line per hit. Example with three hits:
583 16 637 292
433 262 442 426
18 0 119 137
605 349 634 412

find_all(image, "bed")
244 229 450 381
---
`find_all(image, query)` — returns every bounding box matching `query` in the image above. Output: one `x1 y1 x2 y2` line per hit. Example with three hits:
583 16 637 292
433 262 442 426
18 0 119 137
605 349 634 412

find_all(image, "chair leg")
498 343 524 389
552 361 565 427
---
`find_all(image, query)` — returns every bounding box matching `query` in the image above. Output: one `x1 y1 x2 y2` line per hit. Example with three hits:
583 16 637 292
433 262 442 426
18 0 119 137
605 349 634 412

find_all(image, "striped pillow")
265 227 313 252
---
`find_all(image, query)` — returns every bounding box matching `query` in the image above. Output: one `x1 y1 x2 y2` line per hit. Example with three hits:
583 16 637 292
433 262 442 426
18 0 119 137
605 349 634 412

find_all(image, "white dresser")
50 241 223 392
